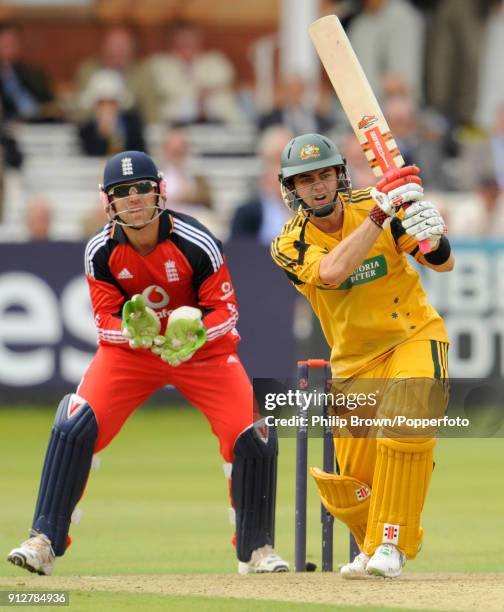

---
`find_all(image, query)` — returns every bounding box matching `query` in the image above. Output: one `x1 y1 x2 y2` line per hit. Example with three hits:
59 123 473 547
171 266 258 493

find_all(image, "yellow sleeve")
271 233 328 286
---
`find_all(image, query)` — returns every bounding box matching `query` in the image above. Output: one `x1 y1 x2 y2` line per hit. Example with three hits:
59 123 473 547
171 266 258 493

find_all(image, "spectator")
81 200 108 239
444 176 504 237
489 103 504 189
476 1 504 131
159 128 213 213
478 176 504 236
77 69 146 156
75 26 150 123
146 20 243 125
384 94 448 189
347 0 424 104
0 100 22 221
339 132 376 189
25 197 52 241
231 127 293 245
0 104 22 169
426 0 493 128
0 22 59 122
258 74 336 134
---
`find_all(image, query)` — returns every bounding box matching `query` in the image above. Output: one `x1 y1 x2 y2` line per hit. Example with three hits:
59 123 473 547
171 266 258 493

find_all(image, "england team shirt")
84 210 239 359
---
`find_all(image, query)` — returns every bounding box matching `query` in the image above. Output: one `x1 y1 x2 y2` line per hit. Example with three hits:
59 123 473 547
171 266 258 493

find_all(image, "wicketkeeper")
272 134 453 578
7 150 288 576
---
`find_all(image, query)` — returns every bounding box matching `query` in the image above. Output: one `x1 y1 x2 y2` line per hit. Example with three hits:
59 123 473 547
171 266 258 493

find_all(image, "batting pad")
363 437 435 559
310 468 371 551
232 420 278 562
32 394 97 556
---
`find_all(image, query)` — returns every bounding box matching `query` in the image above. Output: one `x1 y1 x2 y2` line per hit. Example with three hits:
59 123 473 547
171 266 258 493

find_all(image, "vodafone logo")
220 281 234 300
142 285 170 309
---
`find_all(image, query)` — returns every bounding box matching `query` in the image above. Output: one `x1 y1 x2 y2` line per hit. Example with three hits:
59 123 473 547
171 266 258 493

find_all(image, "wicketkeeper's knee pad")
231 419 278 562
363 437 435 560
310 468 370 551
32 394 98 556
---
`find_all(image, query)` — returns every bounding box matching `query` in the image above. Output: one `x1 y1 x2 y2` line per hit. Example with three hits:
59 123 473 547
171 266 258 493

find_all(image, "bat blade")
309 14 431 253
309 14 404 177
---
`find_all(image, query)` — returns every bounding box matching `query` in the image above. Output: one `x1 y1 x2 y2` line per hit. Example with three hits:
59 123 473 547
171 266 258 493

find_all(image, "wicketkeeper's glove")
151 306 207 366
122 294 161 349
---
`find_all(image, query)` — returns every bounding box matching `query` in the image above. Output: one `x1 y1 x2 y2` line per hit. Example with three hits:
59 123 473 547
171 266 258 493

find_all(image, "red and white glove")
369 165 423 228
401 201 448 250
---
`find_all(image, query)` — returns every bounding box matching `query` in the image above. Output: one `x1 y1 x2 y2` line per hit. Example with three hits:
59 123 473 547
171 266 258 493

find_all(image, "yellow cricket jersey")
271 189 449 377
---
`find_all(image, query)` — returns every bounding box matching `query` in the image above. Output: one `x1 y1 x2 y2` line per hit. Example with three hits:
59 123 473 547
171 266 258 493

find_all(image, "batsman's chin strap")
310 201 337 218
301 186 350 219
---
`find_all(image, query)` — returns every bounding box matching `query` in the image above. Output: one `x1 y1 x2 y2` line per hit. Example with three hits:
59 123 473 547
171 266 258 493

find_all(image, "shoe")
7 533 55 576
238 545 289 574
366 544 405 578
340 551 371 579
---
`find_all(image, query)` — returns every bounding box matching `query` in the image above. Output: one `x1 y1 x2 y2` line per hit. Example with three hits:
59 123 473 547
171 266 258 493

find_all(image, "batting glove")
369 165 424 228
122 294 161 349
401 201 448 250
369 188 401 227
376 165 424 207
151 306 207 366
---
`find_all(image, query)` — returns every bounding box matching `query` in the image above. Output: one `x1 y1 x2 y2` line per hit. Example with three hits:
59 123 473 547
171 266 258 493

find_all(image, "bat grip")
379 170 431 252
402 202 432 254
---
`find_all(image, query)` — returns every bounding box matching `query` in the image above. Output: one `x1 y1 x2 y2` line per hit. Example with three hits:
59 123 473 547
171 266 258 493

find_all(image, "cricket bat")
309 14 431 253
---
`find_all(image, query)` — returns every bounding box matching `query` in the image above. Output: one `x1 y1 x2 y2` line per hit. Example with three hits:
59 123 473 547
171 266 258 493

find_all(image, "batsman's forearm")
319 217 382 286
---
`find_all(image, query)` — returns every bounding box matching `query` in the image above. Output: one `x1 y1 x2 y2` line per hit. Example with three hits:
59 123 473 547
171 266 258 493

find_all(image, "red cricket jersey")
84 210 240 360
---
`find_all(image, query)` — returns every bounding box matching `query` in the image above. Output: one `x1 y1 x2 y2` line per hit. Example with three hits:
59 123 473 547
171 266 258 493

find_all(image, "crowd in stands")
1 0 504 243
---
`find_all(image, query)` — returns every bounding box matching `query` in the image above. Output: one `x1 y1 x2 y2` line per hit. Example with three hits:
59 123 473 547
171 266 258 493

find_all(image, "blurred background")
1 0 504 399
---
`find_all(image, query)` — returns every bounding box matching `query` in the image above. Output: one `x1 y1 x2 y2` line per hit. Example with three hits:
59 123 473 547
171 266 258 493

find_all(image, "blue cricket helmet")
103 151 160 192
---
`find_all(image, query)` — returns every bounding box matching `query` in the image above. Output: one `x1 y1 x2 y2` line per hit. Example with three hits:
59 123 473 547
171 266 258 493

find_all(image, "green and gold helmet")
279 133 345 180
278 133 351 216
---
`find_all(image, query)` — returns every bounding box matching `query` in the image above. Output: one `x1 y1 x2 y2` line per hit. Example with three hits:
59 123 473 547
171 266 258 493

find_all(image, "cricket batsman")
7 150 288 576
271 134 453 578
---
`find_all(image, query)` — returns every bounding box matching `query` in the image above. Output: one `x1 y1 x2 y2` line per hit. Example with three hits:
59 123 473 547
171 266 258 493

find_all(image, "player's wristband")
423 237 451 265
369 205 388 228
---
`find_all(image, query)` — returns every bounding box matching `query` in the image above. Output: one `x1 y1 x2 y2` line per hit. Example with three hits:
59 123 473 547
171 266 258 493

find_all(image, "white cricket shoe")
238 545 289 574
366 544 406 578
7 533 55 576
340 551 371 579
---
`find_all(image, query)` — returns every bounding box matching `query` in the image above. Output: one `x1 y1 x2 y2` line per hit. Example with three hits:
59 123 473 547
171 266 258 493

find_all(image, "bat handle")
380 169 432 253
402 202 432 254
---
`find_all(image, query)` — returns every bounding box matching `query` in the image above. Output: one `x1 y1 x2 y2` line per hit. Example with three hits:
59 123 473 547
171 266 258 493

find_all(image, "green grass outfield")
0 405 503 610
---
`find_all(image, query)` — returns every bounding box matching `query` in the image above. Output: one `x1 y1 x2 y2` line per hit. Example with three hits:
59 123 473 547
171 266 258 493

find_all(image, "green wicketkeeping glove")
122 294 161 349
151 306 207 366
